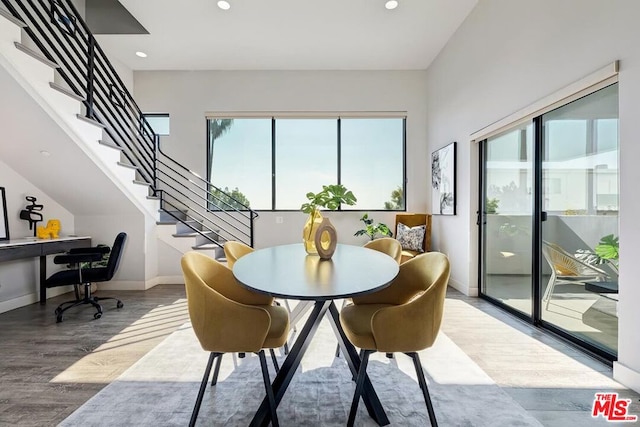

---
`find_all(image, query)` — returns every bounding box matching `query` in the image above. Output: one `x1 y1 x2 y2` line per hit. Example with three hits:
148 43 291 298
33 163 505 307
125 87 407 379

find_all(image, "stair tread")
132 180 150 186
98 140 122 151
14 42 59 69
49 82 85 102
193 244 222 250
0 8 27 27
117 162 138 170
172 231 216 238
76 114 105 128
156 221 177 225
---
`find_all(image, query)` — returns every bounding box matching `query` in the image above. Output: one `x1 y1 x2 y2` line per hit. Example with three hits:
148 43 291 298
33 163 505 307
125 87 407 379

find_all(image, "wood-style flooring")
0 284 638 426
0 285 188 426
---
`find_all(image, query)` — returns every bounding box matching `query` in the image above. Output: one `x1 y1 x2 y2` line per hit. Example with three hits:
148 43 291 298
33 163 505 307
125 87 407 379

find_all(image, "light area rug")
60 315 542 426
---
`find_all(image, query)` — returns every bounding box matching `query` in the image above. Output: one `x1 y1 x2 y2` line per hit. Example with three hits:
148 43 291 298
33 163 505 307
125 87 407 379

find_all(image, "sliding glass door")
540 84 619 354
480 124 533 315
480 83 619 358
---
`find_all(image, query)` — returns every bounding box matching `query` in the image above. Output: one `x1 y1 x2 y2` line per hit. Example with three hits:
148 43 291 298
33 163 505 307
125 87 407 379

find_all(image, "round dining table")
233 243 399 427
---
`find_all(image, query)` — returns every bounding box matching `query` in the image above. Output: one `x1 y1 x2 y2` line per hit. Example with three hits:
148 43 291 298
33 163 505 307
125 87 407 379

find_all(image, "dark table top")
233 243 399 301
585 280 618 294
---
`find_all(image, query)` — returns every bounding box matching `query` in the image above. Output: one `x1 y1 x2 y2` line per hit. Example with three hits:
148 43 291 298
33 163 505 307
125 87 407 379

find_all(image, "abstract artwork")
0 187 9 241
431 142 456 215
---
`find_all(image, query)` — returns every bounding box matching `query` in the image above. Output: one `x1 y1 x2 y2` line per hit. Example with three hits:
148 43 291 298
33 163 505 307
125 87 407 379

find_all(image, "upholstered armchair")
363 237 403 264
394 213 432 263
340 252 450 426
181 251 290 426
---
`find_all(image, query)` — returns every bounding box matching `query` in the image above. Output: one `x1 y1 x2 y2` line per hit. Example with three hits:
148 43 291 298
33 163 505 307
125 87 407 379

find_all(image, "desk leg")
250 300 331 427
39 255 46 305
327 303 390 426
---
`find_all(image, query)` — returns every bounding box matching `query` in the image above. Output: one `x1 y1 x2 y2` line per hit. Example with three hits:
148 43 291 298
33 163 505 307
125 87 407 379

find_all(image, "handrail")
1 0 258 248
155 141 256 216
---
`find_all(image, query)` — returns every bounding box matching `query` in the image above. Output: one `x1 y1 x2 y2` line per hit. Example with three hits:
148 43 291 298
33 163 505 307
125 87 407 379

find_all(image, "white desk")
0 236 91 303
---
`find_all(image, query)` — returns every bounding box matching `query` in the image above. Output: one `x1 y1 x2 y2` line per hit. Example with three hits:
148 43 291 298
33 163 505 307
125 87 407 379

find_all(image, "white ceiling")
95 0 478 71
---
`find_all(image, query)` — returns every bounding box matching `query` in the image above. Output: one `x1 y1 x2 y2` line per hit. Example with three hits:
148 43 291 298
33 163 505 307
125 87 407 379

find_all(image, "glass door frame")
478 116 617 364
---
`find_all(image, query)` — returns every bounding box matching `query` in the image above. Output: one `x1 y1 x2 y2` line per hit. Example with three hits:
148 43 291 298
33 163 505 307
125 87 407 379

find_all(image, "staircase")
0 1 257 259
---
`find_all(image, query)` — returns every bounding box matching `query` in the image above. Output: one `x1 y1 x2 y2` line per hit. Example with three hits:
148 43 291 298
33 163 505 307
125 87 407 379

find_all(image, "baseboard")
153 275 184 285
613 361 640 393
97 276 184 292
448 278 477 297
0 285 73 314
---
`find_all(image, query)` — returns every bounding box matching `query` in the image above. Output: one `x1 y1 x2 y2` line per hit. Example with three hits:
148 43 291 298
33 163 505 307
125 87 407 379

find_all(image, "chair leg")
210 353 223 386
408 352 438 427
258 350 279 427
190 352 219 427
269 348 280 373
347 349 372 427
543 271 557 309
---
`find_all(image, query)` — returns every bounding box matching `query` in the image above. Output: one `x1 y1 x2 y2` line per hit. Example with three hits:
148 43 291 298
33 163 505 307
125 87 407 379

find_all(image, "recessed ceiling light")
135 51 147 58
40 150 51 157
385 0 398 10
217 1 230 10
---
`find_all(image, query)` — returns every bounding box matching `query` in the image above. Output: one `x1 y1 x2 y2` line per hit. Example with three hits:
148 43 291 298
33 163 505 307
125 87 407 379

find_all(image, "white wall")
133 70 430 246
424 0 640 392
75 213 147 283
0 159 75 308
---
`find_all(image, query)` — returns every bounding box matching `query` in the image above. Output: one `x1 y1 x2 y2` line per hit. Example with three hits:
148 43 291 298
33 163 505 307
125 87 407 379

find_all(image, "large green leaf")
594 234 619 261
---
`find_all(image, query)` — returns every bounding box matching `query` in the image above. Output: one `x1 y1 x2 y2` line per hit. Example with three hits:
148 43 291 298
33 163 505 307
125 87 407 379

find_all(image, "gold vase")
314 216 337 259
303 210 324 254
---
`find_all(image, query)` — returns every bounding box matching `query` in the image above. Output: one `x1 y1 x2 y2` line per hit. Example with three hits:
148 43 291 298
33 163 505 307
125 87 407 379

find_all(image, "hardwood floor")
0 285 188 426
1 284 638 426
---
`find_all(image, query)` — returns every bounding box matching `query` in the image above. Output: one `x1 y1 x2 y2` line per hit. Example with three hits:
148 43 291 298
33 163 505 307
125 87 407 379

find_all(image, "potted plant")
595 234 619 274
300 184 357 254
354 213 392 241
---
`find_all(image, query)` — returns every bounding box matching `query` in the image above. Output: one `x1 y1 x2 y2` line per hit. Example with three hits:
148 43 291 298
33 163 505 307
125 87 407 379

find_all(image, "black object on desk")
234 243 399 427
0 236 91 304
585 280 618 294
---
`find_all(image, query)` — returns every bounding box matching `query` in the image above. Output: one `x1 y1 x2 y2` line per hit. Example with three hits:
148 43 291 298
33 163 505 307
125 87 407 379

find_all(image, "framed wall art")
0 187 9 241
431 142 456 215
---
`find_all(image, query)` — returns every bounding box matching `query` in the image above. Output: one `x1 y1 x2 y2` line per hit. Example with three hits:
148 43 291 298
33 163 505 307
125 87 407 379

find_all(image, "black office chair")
45 232 127 323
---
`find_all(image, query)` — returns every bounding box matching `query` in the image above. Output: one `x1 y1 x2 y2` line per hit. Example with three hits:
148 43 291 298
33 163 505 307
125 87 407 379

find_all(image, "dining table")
233 243 400 427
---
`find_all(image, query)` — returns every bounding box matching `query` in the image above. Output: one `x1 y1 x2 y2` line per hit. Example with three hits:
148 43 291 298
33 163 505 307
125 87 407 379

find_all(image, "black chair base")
191 350 279 427
54 282 123 323
347 351 438 427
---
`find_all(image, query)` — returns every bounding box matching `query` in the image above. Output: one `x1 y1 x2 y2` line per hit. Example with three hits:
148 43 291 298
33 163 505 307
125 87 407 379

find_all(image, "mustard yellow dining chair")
181 251 290 427
364 237 403 264
340 252 450 427
223 240 255 269
225 241 295 341
335 237 403 358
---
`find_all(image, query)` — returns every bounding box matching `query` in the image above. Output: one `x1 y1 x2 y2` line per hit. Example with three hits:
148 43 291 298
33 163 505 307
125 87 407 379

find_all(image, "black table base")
250 300 390 427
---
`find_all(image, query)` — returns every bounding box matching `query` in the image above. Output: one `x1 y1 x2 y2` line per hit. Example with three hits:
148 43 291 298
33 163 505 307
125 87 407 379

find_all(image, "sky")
208 118 404 211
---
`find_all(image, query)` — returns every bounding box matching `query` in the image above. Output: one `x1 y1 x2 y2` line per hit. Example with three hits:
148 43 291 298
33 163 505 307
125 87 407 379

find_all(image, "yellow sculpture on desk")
37 219 61 239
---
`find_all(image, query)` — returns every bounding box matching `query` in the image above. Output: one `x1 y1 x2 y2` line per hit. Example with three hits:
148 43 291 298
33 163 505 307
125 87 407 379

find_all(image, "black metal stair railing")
0 0 257 248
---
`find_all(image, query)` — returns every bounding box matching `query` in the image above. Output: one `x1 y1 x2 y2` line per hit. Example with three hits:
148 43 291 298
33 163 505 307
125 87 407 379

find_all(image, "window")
143 113 170 136
206 116 406 211
275 119 337 210
341 118 405 210
208 119 271 210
